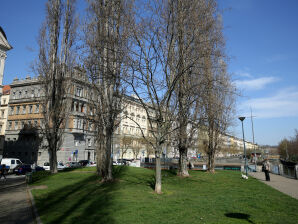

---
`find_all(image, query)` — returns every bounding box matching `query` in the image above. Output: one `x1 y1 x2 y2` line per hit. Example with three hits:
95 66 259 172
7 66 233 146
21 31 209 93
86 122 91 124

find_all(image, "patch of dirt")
30 185 48 190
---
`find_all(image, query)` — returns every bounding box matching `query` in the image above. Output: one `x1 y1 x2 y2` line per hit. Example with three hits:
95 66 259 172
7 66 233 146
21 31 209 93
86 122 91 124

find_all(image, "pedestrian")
263 159 270 181
0 164 7 181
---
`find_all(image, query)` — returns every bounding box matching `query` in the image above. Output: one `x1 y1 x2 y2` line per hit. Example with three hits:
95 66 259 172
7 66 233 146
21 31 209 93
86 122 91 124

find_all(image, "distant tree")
34 0 77 173
120 135 133 161
278 130 298 162
132 137 143 160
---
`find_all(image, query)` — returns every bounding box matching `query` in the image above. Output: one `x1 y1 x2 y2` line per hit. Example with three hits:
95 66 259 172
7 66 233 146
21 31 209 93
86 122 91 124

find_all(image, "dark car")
78 160 89 166
14 164 32 175
65 161 81 168
35 166 45 172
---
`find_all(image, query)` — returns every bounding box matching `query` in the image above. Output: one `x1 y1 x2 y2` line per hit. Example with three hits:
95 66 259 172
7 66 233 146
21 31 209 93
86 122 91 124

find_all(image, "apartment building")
0 85 10 156
0 27 12 159
3 70 97 165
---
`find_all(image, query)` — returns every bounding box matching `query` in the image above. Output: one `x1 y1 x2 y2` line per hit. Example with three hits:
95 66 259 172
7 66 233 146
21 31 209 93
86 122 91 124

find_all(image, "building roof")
0 26 12 50
2 85 11 95
0 26 7 39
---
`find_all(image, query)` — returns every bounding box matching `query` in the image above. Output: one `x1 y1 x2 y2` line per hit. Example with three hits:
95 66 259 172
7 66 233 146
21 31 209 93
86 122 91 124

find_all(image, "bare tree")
149 0 222 177
201 55 235 173
35 0 77 173
132 137 143 160
120 135 133 161
127 0 183 194
278 130 298 162
83 0 133 181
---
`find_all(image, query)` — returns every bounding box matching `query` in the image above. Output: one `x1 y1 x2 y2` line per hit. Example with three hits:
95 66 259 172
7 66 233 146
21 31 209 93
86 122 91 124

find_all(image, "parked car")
78 160 89 166
13 164 32 175
43 162 66 171
43 162 50 170
65 161 81 168
57 162 66 170
1 158 22 173
34 166 45 172
86 162 96 167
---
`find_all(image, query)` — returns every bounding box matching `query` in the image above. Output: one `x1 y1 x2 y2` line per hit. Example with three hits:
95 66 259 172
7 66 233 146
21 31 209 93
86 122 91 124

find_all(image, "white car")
43 162 65 171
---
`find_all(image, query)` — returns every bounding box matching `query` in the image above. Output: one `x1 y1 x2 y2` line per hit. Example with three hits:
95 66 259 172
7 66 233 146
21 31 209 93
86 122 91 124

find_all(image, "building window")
21 121 25 129
16 106 20 115
87 138 91 146
31 89 35 97
3 99 6 104
15 121 19 130
10 107 14 115
25 90 28 97
18 91 22 99
35 104 39 113
8 121 12 130
29 105 33 113
34 120 38 127
28 120 32 127
12 92 16 99
22 106 26 114
1 110 4 117
76 87 82 97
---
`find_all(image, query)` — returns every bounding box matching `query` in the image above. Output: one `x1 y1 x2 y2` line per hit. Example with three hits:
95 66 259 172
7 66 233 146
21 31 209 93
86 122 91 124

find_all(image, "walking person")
0 164 7 182
263 159 270 181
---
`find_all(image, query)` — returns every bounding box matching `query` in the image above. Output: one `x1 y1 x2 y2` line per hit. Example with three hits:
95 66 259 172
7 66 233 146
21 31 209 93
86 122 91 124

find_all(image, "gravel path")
249 172 298 200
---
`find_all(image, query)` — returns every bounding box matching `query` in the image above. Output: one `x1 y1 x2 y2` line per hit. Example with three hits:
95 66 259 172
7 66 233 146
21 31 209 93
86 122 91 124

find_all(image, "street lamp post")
239 117 248 176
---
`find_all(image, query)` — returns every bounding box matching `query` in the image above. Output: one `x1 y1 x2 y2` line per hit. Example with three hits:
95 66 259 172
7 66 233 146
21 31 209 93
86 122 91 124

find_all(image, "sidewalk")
0 175 35 224
249 172 298 200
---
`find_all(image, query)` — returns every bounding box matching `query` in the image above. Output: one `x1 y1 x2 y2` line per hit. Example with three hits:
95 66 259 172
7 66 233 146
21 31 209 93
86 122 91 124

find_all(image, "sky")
1 0 298 146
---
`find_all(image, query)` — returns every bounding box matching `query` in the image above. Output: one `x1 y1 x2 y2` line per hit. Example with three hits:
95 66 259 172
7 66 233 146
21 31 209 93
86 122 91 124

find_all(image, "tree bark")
178 147 189 176
155 147 162 194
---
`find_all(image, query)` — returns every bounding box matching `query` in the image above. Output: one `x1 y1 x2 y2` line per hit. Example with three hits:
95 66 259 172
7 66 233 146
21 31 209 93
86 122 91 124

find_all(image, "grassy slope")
31 167 298 224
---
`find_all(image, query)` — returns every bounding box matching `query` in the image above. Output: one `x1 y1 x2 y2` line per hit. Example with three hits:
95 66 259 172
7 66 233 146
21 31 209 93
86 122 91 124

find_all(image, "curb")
27 184 42 224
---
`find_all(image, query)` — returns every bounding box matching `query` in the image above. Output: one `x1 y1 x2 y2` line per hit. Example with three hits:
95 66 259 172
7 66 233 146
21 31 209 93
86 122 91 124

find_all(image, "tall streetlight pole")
239 117 247 176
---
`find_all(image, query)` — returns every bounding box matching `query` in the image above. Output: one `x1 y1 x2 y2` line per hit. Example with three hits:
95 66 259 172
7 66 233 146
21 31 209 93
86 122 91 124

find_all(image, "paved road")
249 172 298 200
0 175 34 224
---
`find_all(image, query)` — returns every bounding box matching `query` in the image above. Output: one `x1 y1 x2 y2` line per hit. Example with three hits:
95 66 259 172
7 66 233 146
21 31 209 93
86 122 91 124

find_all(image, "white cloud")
235 71 252 78
234 76 278 91
239 87 298 118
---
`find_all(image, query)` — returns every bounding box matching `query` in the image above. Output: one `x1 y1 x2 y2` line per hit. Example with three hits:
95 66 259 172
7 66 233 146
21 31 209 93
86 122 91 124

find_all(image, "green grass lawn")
31 167 298 224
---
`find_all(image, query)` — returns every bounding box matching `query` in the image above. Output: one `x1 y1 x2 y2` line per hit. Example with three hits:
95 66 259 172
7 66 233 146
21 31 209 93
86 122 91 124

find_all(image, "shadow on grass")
225 213 254 224
32 171 52 183
34 166 129 224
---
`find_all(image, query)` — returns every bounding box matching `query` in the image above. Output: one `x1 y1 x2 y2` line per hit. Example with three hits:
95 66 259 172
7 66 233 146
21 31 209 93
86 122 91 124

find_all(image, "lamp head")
238 117 245 121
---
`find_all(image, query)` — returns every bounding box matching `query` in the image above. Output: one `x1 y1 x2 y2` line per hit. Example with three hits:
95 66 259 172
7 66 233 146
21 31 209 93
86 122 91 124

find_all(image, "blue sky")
1 0 298 146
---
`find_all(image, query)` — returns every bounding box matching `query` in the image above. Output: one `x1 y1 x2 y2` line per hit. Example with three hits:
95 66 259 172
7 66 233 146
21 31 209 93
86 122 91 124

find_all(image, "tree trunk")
49 145 58 174
155 147 162 194
178 147 189 176
208 148 215 173
106 130 113 181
